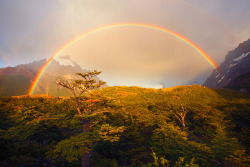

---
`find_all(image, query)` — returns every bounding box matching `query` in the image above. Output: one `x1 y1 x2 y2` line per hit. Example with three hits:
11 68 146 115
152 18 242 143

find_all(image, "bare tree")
171 103 187 129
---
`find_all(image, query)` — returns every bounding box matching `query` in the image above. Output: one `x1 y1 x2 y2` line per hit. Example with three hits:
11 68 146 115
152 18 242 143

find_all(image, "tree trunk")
81 120 91 167
181 117 185 128
82 153 91 167
74 97 82 115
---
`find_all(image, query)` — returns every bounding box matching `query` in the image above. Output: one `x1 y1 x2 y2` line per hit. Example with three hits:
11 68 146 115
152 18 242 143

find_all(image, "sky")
0 0 250 88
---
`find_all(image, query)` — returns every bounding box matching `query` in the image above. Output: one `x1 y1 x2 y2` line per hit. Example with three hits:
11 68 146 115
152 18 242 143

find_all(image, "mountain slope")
0 60 43 97
204 38 250 92
0 59 104 97
1 85 249 167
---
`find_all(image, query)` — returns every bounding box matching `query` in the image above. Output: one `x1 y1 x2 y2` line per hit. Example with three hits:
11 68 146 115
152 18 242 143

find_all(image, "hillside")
0 85 249 167
0 59 105 97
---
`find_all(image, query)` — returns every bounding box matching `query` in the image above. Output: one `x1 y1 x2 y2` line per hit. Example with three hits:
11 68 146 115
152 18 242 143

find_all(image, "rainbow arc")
28 23 220 95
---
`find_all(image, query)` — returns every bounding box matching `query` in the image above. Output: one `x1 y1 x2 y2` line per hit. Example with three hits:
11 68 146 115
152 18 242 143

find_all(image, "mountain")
204 38 250 92
0 58 105 97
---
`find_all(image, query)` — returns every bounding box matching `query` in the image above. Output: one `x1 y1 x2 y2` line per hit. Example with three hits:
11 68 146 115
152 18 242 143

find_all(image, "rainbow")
28 22 220 95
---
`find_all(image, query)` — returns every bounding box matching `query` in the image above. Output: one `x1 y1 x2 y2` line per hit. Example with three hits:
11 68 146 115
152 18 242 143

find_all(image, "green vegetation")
0 84 249 166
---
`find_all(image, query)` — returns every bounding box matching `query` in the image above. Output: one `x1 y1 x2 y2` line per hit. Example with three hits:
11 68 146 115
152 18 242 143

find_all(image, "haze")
0 0 250 87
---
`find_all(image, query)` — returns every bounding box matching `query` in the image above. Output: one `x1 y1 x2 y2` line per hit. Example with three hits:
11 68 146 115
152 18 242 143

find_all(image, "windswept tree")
57 70 106 114
54 70 125 167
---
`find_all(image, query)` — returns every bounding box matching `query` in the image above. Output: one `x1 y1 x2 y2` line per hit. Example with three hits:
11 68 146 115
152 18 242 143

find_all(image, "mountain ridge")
0 58 99 97
204 38 250 92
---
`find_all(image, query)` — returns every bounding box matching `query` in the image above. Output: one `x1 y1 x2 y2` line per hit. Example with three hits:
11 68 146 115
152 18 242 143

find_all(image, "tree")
171 104 187 129
57 70 106 115
55 70 125 167
144 151 199 167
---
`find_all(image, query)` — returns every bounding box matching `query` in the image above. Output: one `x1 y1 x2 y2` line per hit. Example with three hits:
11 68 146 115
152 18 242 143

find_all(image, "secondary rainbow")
28 23 220 95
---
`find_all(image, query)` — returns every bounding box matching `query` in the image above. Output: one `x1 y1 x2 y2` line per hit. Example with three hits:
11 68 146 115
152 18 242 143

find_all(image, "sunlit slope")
99 85 249 102
98 85 249 149
0 85 249 166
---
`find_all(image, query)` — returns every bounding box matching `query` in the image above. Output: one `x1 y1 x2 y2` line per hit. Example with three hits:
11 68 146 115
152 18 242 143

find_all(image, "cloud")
60 27 212 87
0 0 250 86
58 55 71 60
